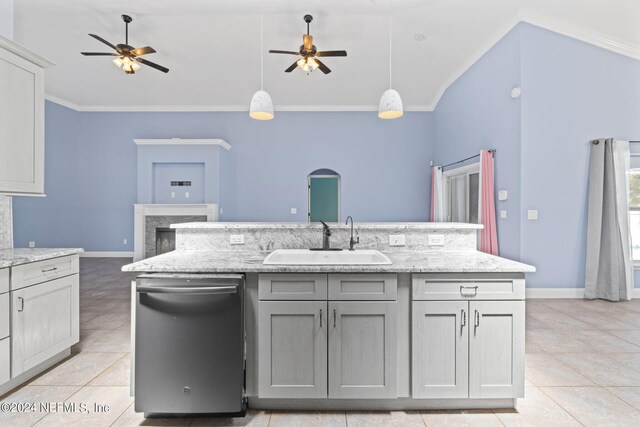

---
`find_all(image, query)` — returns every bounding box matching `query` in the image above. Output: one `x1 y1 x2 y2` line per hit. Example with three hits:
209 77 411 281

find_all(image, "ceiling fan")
269 15 347 74
81 14 169 75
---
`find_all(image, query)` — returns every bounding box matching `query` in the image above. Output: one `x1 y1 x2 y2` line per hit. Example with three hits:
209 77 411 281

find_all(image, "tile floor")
2 258 640 426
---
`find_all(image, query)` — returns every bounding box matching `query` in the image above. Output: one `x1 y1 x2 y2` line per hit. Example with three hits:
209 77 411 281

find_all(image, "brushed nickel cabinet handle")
474 310 480 327
17 297 24 312
461 309 466 327
460 285 478 297
42 267 58 273
333 309 337 327
320 309 323 328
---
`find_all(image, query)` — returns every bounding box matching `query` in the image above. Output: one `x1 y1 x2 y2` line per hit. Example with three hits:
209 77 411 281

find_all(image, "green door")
309 177 339 223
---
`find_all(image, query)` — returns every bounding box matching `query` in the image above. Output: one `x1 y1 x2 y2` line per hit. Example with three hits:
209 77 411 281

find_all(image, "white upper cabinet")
0 36 54 195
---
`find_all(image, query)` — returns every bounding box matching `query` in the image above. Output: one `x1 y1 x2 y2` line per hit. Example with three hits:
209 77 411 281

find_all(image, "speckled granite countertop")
172 222 483 230
0 248 84 268
122 250 535 274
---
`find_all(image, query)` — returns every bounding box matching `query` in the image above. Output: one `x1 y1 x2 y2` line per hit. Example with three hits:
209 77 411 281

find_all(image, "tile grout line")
535 386 587 427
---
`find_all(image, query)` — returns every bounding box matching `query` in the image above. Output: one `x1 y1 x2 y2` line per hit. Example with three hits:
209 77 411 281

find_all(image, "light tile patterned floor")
2 258 640 426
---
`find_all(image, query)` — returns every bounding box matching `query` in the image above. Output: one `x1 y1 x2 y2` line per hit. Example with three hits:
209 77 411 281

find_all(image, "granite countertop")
171 222 483 230
122 249 535 274
0 248 84 268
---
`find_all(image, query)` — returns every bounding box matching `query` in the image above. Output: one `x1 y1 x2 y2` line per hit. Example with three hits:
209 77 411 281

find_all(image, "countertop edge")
0 248 85 268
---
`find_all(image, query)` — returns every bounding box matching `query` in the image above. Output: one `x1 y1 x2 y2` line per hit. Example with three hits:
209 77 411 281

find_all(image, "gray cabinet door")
328 301 397 398
412 300 469 398
12 275 79 376
469 300 525 399
258 301 327 398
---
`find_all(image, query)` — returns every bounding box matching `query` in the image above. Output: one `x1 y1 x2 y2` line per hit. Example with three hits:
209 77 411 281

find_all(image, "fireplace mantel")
134 204 217 261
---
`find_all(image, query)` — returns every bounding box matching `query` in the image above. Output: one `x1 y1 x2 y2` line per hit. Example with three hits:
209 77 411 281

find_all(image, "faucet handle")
320 221 329 229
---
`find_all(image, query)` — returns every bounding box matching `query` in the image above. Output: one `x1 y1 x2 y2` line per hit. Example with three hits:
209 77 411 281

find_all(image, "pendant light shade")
378 89 403 119
250 90 274 120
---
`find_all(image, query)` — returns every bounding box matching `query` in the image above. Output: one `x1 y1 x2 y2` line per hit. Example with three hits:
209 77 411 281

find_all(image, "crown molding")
133 138 231 150
0 34 56 68
44 96 432 113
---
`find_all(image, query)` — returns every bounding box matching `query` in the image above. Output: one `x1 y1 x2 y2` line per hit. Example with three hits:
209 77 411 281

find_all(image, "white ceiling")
13 0 640 111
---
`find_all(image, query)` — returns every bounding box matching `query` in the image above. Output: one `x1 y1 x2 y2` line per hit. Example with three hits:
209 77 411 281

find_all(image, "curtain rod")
439 149 495 169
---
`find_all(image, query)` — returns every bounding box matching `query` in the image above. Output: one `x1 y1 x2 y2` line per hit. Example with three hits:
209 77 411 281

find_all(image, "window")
629 156 640 261
443 162 480 224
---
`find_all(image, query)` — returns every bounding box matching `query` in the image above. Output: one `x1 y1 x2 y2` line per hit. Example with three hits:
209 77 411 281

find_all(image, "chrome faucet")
320 221 332 250
345 216 359 251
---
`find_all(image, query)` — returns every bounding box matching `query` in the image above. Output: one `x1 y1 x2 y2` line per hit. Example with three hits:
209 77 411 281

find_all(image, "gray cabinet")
258 300 327 398
412 275 525 400
257 273 398 400
328 301 396 398
412 301 468 398
469 300 525 399
12 274 79 376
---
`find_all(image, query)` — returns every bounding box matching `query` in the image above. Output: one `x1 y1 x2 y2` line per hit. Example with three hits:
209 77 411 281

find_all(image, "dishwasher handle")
137 285 238 295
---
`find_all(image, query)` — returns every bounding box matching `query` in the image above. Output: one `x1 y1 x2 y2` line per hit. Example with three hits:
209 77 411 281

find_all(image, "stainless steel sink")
263 249 392 265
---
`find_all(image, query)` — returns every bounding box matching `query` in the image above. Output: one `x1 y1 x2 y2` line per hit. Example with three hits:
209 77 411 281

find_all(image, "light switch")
28 241 35 248
389 234 406 246
500 210 507 219
498 190 508 201
185 192 190 198
290 208 297 215
528 210 538 220
171 192 176 198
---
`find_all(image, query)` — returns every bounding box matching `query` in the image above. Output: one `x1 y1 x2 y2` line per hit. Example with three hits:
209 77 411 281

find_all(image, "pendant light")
378 0 403 119
250 11 274 120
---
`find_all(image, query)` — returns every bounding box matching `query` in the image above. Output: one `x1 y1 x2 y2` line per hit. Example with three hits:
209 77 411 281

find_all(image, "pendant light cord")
260 8 264 90
389 0 392 90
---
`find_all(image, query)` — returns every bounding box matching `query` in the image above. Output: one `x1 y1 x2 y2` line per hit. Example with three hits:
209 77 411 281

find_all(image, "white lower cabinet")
11 274 79 376
412 298 524 399
258 301 327 398
328 301 397 398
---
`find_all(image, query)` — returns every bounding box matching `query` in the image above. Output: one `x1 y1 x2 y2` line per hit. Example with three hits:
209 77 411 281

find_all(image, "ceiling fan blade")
269 50 299 55
89 34 120 52
314 58 331 74
132 46 156 56
316 50 347 57
81 52 119 56
303 34 313 51
285 61 299 73
135 57 170 73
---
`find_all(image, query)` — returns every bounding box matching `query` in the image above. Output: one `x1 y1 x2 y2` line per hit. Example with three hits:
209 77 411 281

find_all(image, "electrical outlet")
528 210 538 220
498 190 508 201
171 192 176 198
28 241 36 248
389 234 406 246
500 210 507 219
220 207 224 215
123 238 128 245
290 208 297 215
428 234 445 246
185 191 190 198
230 235 245 245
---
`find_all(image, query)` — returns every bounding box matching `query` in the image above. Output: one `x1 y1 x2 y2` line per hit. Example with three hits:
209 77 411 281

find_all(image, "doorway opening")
307 169 340 223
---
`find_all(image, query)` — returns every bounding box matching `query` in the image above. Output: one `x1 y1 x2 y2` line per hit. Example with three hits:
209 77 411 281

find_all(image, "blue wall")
434 24 523 260
13 104 433 251
434 22 640 289
152 163 205 204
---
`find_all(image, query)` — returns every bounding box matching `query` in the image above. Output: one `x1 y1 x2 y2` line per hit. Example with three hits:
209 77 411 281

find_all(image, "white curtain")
585 138 634 301
431 167 446 222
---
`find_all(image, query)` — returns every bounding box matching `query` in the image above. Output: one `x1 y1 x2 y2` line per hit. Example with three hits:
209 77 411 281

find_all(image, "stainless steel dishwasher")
134 273 245 417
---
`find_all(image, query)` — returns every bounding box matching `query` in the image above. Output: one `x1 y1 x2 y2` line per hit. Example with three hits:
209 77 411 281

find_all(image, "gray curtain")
585 138 633 301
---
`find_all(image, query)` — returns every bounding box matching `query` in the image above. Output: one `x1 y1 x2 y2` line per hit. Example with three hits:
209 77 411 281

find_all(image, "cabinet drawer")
259 274 328 300
0 337 9 385
412 275 524 300
0 292 8 339
11 255 79 291
328 274 397 301
0 268 8 294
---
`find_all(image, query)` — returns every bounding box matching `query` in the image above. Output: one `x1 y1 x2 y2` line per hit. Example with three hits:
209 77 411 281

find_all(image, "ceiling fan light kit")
81 14 169 75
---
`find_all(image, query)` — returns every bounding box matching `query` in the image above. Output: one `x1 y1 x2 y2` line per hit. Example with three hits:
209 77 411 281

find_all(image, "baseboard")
80 251 134 258
526 288 640 299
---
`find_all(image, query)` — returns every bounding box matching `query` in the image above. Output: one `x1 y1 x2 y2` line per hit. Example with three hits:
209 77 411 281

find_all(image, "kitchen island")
123 222 534 411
